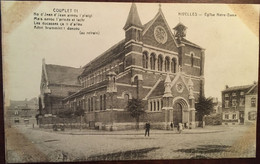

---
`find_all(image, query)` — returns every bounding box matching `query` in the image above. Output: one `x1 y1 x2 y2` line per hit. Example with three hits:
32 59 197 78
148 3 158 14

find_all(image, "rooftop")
45 64 82 86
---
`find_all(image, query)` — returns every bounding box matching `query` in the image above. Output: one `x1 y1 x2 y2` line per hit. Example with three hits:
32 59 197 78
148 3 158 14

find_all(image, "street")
5 124 256 162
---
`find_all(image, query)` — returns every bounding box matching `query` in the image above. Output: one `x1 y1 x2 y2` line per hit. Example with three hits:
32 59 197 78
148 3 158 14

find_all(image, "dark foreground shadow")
87 147 160 161
175 144 231 159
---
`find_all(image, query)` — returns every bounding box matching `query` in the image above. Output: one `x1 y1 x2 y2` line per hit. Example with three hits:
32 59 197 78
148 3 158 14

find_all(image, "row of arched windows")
82 63 120 88
142 52 177 73
149 99 163 112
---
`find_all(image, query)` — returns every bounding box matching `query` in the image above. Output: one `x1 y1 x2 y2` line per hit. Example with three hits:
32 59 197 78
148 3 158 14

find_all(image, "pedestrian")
170 122 173 131
178 123 183 134
145 122 150 137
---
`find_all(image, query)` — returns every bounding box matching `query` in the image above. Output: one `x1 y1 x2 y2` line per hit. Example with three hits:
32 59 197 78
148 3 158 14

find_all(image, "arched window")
142 52 148 69
103 94 106 110
124 94 129 103
158 55 163 71
191 53 194 67
150 53 156 70
100 95 103 110
88 98 90 112
171 58 176 73
91 97 93 111
165 56 170 72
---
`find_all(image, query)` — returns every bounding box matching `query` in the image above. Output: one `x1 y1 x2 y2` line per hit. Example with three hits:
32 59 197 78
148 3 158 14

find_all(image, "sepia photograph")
1 1 259 163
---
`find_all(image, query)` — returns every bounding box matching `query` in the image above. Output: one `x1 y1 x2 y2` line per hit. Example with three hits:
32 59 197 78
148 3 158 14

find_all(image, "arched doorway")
173 103 182 125
172 98 189 126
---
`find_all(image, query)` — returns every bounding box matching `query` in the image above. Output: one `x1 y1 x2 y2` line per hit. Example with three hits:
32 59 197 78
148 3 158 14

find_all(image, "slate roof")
222 84 254 92
45 64 82 86
181 38 202 49
81 39 125 77
149 80 165 98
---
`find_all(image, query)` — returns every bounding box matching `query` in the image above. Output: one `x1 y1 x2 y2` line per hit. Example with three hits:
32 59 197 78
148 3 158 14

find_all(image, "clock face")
176 82 184 93
154 26 167 44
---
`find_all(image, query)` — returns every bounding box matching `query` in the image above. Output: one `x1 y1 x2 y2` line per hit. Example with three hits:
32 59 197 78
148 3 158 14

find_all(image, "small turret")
173 22 187 40
163 73 173 98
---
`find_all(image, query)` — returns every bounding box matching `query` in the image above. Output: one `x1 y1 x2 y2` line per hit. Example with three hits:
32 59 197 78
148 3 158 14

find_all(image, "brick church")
60 3 205 130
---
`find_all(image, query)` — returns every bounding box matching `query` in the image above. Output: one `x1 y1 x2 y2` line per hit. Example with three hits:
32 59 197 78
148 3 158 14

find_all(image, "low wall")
38 110 166 130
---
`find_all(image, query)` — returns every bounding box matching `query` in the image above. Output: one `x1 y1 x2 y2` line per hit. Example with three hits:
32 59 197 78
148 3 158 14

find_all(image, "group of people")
144 121 184 137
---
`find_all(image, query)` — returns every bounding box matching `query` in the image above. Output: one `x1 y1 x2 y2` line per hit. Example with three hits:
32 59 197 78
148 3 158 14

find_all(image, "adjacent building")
62 4 205 130
7 98 38 125
221 82 258 125
39 59 82 116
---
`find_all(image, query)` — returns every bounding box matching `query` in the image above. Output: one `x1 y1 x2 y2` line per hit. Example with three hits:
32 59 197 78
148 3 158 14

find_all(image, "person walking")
177 123 183 134
170 122 173 131
145 122 150 137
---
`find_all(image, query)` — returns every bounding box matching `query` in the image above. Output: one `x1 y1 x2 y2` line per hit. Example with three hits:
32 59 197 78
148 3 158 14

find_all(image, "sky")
2 2 259 103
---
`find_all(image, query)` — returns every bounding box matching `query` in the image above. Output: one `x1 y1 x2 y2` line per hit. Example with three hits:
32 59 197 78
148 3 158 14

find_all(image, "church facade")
63 4 205 130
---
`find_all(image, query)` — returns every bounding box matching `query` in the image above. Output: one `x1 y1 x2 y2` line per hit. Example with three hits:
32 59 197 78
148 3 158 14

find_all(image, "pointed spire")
159 3 162 12
123 3 143 30
165 73 171 83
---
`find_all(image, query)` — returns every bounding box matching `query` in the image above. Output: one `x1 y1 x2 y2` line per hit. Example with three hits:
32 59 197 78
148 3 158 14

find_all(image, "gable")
142 14 178 52
171 76 189 98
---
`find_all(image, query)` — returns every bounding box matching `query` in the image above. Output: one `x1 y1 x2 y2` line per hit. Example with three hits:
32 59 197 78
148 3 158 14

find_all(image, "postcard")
2 1 259 163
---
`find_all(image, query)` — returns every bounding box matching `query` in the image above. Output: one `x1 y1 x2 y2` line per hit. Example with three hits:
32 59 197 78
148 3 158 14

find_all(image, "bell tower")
123 3 143 43
123 3 143 69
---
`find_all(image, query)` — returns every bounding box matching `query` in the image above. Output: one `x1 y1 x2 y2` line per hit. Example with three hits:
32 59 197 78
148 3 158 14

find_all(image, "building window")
88 98 90 112
248 111 256 120
150 102 153 111
232 92 236 97
165 56 170 72
142 52 148 69
154 101 156 111
225 101 229 108
124 94 129 102
239 98 245 106
191 53 194 67
232 99 237 107
225 114 229 120
158 55 163 71
240 92 244 96
91 97 94 111
171 58 176 73
232 114 237 120
100 95 103 111
103 94 106 110
150 53 156 70
14 110 19 115
251 98 256 107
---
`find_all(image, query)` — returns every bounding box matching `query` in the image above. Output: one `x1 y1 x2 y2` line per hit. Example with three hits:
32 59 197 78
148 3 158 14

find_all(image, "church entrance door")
173 102 182 125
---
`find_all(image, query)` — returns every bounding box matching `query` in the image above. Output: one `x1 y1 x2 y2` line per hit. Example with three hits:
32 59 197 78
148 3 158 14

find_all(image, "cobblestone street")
6 124 256 162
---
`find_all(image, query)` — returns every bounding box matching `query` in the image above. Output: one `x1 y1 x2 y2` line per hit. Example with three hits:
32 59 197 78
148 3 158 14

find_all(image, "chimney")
225 85 229 89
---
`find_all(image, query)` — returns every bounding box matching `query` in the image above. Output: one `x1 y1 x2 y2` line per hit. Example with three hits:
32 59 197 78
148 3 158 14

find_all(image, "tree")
195 96 214 127
58 109 74 118
74 107 85 131
126 98 145 130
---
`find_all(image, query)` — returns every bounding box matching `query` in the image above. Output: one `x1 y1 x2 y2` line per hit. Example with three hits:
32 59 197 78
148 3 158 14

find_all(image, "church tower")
123 3 143 43
123 3 143 69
